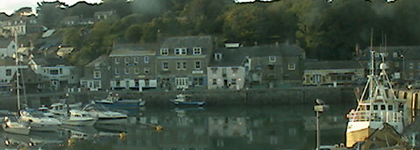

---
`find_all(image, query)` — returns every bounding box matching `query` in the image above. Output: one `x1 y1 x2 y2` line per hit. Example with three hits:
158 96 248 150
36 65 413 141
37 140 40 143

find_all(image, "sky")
0 0 103 15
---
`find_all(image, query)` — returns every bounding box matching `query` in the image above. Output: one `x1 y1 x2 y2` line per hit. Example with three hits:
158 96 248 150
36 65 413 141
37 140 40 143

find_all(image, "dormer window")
144 56 149 63
269 56 276 63
288 63 296 70
193 47 202 55
160 48 169 55
175 48 187 55
214 53 222 61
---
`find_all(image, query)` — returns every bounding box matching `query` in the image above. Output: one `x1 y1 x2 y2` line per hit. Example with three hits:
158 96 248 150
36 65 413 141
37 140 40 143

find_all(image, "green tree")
222 4 266 45
125 24 143 43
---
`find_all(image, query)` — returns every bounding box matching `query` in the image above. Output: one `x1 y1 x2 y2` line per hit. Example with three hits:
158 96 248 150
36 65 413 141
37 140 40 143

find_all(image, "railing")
348 110 403 122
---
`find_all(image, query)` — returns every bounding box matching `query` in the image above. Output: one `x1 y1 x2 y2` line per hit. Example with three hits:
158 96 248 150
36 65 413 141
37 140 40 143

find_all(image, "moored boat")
345 50 405 148
59 110 97 126
93 92 145 108
19 109 62 132
82 103 128 125
170 94 205 106
2 116 31 135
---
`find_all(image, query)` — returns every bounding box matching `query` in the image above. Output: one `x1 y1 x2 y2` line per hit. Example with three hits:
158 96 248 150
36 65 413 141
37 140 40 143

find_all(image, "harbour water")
0 101 355 150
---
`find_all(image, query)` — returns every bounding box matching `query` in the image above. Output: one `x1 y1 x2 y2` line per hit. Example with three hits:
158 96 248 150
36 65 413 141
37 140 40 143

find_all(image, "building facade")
156 36 214 90
109 45 157 90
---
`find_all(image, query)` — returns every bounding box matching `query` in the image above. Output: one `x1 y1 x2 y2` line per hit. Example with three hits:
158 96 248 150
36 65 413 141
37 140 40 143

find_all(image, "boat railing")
348 110 403 122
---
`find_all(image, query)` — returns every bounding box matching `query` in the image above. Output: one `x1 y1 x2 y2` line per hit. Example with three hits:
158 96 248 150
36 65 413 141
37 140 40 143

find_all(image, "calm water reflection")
0 104 354 150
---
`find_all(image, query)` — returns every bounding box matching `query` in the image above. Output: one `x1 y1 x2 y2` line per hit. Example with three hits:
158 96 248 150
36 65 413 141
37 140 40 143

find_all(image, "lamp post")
314 99 329 150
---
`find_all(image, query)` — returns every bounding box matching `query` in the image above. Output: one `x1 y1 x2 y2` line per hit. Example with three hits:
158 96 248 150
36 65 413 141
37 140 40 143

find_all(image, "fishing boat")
345 50 405 147
92 92 145 108
2 116 31 135
82 103 128 125
170 94 205 106
59 110 97 126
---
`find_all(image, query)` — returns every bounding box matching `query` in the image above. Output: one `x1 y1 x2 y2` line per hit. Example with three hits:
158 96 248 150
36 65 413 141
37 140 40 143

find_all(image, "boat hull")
29 123 60 132
95 117 127 125
95 100 145 108
346 121 403 147
170 100 205 106
2 124 30 135
62 118 97 126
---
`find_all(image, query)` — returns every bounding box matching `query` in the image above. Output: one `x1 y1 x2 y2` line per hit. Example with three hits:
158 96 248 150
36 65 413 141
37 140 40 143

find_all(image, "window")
231 78 237 85
175 48 187 55
193 47 202 55
114 58 120 64
144 56 149 63
93 71 101 78
232 68 238 74
211 68 217 74
269 56 276 62
214 53 222 61
176 62 181 70
50 69 59 75
160 48 169 55
212 79 217 85
288 63 296 70
134 68 139 74
134 57 139 63
162 62 169 70
176 61 187 70
6 69 11 76
409 63 414 69
124 68 129 74
182 62 187 70
195 61 201 69
144 67 150 74
124 57 129 64
114 68 120 75
193 77 203 86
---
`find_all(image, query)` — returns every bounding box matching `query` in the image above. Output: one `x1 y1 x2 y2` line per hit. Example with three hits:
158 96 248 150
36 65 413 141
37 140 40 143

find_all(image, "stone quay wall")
0 86 357 110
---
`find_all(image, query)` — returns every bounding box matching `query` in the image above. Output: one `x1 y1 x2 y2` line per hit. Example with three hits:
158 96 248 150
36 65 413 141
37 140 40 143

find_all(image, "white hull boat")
2 116 31 135
60 110 97 126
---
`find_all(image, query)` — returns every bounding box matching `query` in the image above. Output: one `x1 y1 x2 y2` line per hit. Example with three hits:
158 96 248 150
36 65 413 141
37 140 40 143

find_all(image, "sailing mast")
14 31 20 111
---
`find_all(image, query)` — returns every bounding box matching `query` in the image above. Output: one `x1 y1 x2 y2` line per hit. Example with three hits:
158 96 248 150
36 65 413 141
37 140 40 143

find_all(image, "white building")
0 39 16 58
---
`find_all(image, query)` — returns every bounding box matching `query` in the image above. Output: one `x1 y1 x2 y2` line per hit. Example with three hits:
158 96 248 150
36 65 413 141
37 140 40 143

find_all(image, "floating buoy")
155 125 163 131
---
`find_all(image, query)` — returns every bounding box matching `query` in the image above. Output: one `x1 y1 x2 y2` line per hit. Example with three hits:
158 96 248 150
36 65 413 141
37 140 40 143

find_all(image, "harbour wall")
0 86 357 110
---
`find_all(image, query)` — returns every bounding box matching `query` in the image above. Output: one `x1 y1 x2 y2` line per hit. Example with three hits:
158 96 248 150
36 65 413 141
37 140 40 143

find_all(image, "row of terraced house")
2 34 420 93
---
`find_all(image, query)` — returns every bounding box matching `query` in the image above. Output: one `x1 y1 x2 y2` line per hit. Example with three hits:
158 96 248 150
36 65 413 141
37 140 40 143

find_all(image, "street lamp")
314 99 329 150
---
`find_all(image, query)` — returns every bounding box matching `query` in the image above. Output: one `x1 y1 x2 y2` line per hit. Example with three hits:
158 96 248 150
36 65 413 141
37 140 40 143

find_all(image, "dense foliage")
34 0 420 65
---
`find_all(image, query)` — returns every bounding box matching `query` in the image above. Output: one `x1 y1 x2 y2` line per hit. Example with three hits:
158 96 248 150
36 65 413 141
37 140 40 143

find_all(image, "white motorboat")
2 116 31 135
59 110 97 126
82 104 128 125
19 109 62 132
48 102 83 116
345 50 405 147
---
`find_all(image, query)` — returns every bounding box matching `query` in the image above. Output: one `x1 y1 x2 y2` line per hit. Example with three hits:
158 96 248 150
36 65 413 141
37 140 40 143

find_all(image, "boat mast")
368 29 375 101
14 31 20 111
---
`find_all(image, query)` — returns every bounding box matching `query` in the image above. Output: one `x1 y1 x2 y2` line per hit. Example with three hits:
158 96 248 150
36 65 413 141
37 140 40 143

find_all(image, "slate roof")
358 46 420 60
0 57 16 66
110 44 157 57
304 60 363 70
159 36 213 55
31 57 70 66
0 38 13 48
210 44 305 67
85 55 110 67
